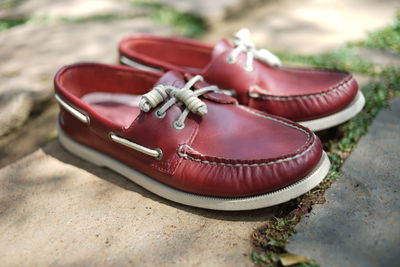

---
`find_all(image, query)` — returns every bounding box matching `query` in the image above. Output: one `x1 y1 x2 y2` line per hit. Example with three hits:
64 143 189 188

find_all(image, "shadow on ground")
43 140 276 222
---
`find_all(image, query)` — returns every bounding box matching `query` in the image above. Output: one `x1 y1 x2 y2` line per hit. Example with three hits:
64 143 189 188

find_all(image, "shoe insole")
82 92 142 127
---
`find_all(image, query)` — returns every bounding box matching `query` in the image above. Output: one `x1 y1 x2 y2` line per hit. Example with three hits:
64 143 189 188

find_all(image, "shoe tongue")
211 39 233 59
155 71 186 88
154 71 237 104
184 73 238 104
155 40 233 88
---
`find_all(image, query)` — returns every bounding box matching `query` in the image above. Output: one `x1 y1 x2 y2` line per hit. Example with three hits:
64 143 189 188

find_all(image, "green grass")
0 0 27 31
359 10 400 55
0 18 27 31
252 11 400 267
132 1 206 37
37 14 139 24
252 251 281 267
276 46 376 76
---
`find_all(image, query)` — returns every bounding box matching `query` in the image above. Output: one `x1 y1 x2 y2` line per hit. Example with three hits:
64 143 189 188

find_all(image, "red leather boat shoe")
54 63 330 210
119 29 365 131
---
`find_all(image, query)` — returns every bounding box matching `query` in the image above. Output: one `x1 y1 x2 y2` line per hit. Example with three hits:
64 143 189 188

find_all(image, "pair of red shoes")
55 29 365 210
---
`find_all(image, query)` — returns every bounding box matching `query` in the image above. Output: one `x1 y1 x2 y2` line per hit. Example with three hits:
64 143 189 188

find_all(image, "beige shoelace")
139 75 218 129
226 28 282 71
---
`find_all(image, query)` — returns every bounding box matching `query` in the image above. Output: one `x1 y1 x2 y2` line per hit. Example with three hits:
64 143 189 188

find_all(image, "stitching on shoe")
249 77 354 101
279 66 350 74
177 140 315 167
171 123 199 175
177 106 314 167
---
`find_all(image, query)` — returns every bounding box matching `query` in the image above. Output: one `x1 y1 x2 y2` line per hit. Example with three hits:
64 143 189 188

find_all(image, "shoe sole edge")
299 91 365 131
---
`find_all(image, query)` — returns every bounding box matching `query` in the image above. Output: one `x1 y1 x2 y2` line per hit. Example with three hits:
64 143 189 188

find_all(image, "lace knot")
139 84 167 112
171 88 208 115
227 28 282 71
139 75 216 129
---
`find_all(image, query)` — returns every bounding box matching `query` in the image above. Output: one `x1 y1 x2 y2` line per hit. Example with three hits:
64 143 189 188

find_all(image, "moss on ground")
0 18 27 31
359 10 400 55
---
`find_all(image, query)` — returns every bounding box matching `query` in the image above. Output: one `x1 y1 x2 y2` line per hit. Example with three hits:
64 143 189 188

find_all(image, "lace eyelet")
154 109 166 119
226 55 236 64
155 148 163 160
244 65 254 72
173 121 185 130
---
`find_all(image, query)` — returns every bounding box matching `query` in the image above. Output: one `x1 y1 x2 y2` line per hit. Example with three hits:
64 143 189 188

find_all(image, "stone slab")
142 0 265 24
0 141 274 266
0 0 141 20
202 0 400 54
0 100 58 168
286 97 400 267
0 19 173 136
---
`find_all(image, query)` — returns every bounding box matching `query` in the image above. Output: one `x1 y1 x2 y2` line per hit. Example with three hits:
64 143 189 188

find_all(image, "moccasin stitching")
177 140 315 167
249 76 354 101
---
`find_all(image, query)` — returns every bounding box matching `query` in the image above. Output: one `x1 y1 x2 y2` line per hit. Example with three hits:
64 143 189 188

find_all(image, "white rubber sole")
57 124 331 211
299 91 365 131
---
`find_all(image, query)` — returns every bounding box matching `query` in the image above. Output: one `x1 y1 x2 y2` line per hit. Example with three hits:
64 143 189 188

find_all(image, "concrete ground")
0 0 399 265
0 141 273 266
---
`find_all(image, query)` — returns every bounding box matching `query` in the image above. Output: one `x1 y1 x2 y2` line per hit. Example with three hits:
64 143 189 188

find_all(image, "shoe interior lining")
57 65 161 128
59 65 156 98
82 92 142 127
127 39 212 72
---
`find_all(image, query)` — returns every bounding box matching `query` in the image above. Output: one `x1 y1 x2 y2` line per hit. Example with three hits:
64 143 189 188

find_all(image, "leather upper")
55 63 323 197
119 35 359 121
